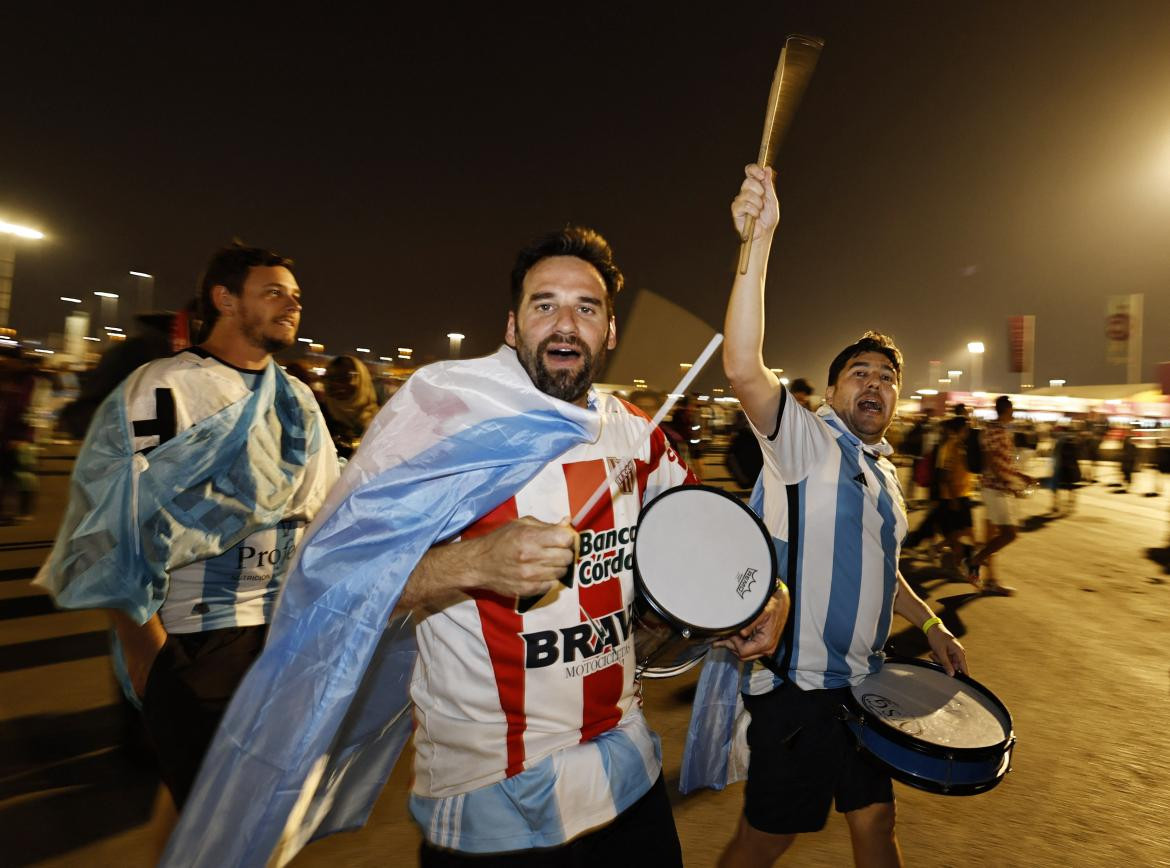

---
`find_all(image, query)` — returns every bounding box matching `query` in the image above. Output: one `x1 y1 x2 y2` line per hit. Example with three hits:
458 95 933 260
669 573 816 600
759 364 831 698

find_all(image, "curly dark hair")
509 226 623 313
826 331 903 388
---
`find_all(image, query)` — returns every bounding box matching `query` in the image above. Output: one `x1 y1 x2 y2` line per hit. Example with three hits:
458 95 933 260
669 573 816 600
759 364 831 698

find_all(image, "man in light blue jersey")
36 243 338 808
716 165 968 868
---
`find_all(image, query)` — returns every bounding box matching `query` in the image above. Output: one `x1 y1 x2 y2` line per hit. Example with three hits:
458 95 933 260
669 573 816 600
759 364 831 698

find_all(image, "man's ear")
606 316 617 350
823 385 835 403
212 285 236 317
504 311 517 348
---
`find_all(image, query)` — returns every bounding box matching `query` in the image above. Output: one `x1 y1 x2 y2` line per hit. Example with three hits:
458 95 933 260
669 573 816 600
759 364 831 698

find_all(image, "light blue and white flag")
678 476 765 794
162 346 600 868
35 357 319 622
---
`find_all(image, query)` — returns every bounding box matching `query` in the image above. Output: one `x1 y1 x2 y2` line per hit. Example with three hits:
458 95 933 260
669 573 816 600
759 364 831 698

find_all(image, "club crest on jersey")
605 457 637 495
736 567 758 599
522 603 634 677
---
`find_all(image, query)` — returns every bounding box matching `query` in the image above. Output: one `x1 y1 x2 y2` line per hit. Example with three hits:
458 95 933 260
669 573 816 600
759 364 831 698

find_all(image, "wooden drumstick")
516 333 724 613
738 34 825 274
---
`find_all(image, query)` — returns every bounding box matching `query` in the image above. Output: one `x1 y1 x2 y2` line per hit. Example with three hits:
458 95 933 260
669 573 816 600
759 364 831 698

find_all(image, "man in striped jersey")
718 165 968 867
390 227 787 866
37 243 338 808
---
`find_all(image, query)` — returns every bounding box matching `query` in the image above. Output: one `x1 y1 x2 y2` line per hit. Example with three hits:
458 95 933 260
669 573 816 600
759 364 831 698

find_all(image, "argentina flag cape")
162 345 601 868
34 354 325 700
677 477 764 794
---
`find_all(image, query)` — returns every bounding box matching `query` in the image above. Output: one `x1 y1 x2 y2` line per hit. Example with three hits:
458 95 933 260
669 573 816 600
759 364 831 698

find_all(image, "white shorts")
982 488 1018 527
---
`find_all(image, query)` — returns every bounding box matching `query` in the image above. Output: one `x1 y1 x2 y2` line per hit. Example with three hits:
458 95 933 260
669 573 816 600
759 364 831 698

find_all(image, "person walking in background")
1050 424 1082 515
936 415 979 583
788 377 813 409
321 354 380 459
0 355 41 523
967 396 1032 596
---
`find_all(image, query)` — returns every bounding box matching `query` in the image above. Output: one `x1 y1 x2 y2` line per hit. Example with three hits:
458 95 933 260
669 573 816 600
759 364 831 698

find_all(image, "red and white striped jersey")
410 394 695 808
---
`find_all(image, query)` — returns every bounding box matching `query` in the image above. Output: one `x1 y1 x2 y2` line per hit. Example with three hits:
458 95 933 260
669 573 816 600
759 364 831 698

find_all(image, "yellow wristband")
921 615 943 635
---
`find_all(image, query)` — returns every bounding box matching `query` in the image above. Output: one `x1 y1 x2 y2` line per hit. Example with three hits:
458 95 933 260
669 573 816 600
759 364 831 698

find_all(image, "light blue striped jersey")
160 519 306 632
123 349 336 634
744 389 907 694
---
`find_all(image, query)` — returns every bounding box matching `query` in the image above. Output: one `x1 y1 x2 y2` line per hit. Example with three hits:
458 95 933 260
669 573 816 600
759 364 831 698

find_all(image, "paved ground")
2 445 1169 866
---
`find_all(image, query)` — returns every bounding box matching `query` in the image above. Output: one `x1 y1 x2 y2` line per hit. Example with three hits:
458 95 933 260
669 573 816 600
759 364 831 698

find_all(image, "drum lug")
836 705 861 725
681 627 691 639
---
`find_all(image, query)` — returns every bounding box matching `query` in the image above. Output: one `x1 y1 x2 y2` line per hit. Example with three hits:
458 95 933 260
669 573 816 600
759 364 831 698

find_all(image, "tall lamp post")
129 270 154 315
95 291 120 333
0 220 46 329
447 332 464 359
967 342 985 393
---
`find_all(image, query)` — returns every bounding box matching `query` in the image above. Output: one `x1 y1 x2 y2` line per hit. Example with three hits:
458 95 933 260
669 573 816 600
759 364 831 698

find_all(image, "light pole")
447 332 465 359
95 291 120 333
129 270 154 315
60 297 89 363
967 342 985 392
0 220 46 329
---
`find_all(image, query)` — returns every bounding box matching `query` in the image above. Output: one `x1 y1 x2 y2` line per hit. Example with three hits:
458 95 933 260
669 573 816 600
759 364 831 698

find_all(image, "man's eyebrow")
262 282 299 291
527 291 604 306
847 359 895 373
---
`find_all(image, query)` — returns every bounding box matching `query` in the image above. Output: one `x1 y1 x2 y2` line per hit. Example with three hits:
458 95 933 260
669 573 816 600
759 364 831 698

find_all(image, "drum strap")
773 481 801 678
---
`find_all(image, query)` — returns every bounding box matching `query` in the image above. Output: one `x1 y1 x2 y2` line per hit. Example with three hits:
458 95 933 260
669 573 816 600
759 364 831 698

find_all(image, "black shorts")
939 497 974 534
742 680 893 835
140 624 267 807
419 774 682 868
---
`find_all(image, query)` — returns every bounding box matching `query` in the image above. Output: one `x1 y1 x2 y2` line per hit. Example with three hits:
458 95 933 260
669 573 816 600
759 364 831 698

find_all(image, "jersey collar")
816 404 894 458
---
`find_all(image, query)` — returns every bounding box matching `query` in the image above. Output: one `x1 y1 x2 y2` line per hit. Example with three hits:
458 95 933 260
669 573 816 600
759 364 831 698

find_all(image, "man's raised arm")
724 164 783 433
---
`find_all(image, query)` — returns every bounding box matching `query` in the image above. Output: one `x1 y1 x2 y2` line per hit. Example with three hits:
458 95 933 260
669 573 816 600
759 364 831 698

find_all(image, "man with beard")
36 243 338 809
715 166 967 867
396 226 709 865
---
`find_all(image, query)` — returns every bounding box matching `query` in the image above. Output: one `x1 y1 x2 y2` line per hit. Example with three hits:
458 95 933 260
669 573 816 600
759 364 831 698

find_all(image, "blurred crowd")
4 319 1169 529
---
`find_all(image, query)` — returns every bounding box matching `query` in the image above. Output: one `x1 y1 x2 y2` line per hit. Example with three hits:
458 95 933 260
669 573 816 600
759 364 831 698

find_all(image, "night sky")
3 2 1169 394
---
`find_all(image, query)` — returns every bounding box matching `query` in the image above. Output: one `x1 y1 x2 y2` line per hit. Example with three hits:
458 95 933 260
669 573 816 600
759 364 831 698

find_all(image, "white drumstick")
571 332 723 528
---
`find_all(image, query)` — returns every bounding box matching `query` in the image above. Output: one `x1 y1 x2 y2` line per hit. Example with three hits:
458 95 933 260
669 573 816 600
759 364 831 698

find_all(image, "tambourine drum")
632 485 777 678
844 657 1016 795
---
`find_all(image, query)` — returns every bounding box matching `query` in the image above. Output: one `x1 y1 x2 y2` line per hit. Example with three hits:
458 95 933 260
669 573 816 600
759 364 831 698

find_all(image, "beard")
240 312 296 354
515 330 608 404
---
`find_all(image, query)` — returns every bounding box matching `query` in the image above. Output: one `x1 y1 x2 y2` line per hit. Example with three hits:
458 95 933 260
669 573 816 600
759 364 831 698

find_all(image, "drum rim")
846 655 1016 761
634 483 778 638
845 719 1016 796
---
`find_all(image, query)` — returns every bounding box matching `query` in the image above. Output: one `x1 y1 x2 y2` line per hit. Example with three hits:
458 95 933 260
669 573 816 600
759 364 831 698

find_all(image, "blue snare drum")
843 657 1015 795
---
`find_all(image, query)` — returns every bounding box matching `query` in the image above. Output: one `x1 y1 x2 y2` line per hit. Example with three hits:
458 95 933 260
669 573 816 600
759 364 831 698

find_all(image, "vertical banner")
1007 315 1035 389
1127 293 1143 385
1105 294 1144 382
1105 295 1132 367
